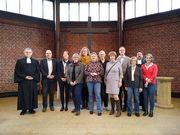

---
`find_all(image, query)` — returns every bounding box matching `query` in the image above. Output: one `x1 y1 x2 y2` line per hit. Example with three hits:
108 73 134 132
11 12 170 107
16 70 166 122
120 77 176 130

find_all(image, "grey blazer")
67 62 84 84
116 56 130 78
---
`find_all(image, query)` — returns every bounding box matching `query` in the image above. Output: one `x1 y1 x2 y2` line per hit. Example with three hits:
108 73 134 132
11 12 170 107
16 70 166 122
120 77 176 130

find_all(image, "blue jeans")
69 84 82 111
143 83 156 112
87 82 102 113
127 82 140 114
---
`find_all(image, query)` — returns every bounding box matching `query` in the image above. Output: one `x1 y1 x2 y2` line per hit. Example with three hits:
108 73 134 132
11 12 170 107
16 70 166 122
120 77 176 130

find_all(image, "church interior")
0 0 180 134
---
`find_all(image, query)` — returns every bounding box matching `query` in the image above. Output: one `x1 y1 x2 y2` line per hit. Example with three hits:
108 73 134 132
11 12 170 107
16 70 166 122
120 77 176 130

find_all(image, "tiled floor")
0 93 180 135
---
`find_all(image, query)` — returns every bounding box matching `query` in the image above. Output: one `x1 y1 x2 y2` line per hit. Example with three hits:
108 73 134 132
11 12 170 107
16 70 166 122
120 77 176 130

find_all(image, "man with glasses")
116 46 130 112
14 48 40 115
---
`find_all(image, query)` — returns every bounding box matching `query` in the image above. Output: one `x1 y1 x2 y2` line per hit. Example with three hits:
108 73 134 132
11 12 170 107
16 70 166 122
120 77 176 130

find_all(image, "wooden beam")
54 0 60 59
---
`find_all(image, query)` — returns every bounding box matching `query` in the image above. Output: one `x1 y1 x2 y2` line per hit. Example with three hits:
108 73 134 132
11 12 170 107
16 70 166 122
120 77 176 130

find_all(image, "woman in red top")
141 54 158 117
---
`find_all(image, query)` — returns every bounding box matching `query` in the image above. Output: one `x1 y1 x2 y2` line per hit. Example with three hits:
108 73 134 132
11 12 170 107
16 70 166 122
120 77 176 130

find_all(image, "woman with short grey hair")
141 53 158 117
67 53 84 116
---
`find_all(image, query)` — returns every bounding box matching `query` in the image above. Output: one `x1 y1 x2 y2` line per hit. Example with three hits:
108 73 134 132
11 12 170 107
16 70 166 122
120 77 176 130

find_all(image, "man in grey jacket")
116 46 130 112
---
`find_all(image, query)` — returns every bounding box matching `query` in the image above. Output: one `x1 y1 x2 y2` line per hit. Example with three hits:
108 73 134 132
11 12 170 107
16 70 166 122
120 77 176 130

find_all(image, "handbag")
106 62 117 76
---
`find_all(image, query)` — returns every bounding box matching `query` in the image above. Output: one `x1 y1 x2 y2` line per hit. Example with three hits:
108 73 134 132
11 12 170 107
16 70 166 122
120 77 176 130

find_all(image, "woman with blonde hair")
79 47 91 109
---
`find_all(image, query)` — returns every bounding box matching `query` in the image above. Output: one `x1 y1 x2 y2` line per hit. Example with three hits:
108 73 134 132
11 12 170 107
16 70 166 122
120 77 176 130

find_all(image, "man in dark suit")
136 50 145 111
40 50 57 112
58 51 71 112
116 46 131 112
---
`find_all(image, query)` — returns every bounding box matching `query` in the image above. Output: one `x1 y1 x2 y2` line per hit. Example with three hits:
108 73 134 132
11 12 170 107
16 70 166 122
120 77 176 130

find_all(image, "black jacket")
124 66 143 88
58 59 71 81
40 58 58 83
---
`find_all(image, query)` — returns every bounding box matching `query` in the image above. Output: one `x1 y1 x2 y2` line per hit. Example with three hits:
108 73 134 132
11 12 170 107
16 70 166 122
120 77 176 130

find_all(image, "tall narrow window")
70 3 78 21
32 0 42 18
44 0 53 20
136 0 146 17
125 0 134 20
172 0 180 10
80 2 88 21
147 0 158 15
100 2 108 21
7 0 19 14
20 0 31 16
0 0 6 11
159 0 171 13
110 2 117 21
90 2 99 21
60 3 69 21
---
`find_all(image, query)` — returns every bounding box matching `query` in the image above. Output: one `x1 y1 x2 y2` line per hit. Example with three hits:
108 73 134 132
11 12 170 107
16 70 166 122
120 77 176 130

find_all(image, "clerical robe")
14 57 40 110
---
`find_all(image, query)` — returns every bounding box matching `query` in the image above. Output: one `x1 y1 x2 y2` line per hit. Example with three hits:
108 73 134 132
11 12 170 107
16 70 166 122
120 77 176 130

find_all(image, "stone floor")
0 93 180 135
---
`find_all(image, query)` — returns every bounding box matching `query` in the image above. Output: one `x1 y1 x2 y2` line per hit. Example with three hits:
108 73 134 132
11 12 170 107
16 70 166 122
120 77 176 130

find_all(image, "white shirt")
27 58 31 63
131 66 136 81
47 58 53 76
119 55 125 65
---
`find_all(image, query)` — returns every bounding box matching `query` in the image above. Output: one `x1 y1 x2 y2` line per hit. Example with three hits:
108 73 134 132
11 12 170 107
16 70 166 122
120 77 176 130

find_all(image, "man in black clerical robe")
136 50 145 111
14 48 40 115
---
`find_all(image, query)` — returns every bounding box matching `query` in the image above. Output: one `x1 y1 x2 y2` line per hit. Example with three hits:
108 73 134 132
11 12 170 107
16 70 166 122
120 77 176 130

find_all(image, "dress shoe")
42 107 46 112
65 107 68 111
135 113 140 117
71 108 76 113
98 113 102 116
122 108 126 112
29 109 36 114
143 111 148 116
127 113 131 117
50 106 54 111
76 110 80 116
60 107 64 112
149 111 153 117
90 111 93 114
20 110 26 115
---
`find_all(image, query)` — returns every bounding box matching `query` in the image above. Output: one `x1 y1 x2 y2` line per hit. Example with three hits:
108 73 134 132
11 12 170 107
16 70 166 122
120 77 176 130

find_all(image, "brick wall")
124 13 180 93
59 28 118 61
0 22 55 93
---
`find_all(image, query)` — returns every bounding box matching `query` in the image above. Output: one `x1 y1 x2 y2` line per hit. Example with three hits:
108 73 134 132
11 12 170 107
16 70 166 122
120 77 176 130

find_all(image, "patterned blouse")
84 62 104 83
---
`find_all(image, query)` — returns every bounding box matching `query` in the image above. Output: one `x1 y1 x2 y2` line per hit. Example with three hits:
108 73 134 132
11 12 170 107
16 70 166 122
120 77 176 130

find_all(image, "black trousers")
42 82 56 108
119 80 127 109
59 80 69 107
139 83 145 110
101 80 108 107
81 83 89 107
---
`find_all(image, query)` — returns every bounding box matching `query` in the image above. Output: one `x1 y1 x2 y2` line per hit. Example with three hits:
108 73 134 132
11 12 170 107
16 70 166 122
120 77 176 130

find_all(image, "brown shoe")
115 100 121 117
50 106 55 111
42 107 46 112
109 98 115 115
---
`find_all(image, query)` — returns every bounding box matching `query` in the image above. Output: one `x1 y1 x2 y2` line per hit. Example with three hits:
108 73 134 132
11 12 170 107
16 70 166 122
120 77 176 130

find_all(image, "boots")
109 98 115 115
115 100 121 117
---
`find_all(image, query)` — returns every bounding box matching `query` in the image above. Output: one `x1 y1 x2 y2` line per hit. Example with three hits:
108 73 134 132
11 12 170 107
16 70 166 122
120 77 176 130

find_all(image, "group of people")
14 46 158 118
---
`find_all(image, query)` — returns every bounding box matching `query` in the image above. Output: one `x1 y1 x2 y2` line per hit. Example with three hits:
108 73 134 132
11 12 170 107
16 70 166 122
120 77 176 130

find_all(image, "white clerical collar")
27 58 31 63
